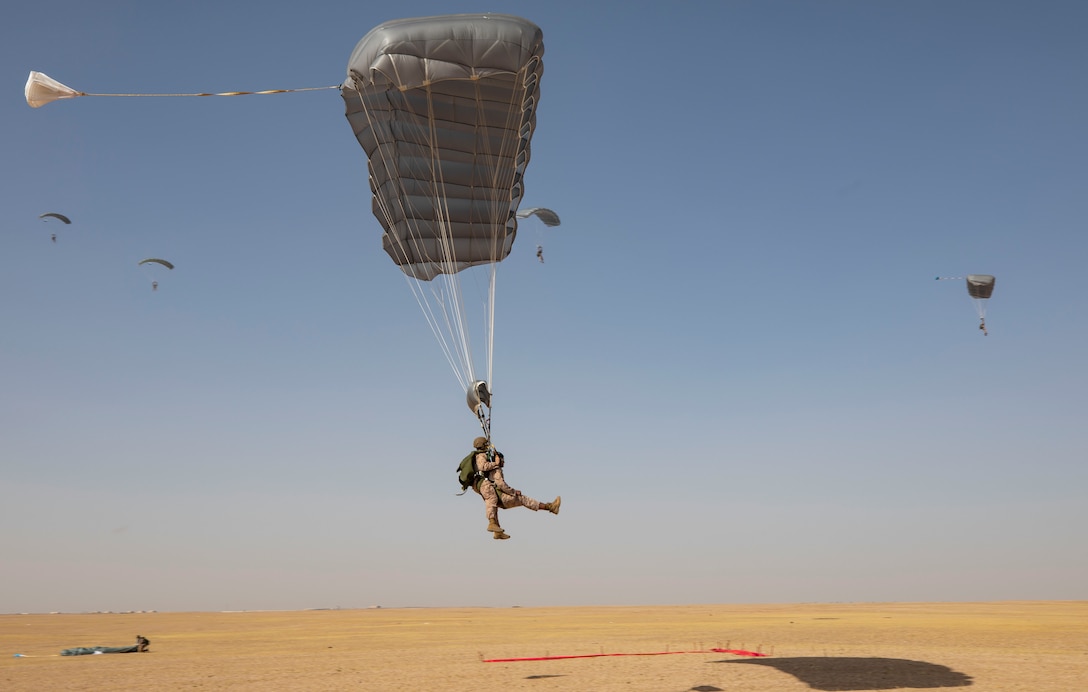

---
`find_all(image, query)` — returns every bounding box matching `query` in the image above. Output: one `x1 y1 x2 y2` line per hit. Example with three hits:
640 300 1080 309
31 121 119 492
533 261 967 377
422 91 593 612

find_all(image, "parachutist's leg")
531 495 560 514
481 481 502 532
501 492 560 514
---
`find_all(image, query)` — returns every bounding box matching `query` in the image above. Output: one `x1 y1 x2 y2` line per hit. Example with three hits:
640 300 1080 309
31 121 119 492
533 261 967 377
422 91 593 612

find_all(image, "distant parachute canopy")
965 274 995 300
138 258 174 270
39 212 71 224
516 207 561 227
937 274 995 334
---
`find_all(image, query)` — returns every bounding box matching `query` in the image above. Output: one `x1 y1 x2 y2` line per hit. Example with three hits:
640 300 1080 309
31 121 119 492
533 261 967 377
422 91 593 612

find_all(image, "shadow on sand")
720 656 972 690
524 674 565 680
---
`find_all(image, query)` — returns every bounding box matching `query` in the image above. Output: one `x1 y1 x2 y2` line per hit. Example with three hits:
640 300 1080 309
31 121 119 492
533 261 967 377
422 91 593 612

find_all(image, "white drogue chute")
25 72 83 108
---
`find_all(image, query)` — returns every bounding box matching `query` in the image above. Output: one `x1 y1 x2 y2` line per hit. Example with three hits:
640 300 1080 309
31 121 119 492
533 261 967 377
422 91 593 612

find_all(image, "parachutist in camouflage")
152 281 158 291
468 436 559 540
979 319 987 336
536 245 544 263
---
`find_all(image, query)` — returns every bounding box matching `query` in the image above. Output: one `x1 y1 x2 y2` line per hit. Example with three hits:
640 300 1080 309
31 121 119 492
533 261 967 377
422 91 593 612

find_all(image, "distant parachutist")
138 258 173 292
39 213 68 243
536 245 544 263
938 274 995 336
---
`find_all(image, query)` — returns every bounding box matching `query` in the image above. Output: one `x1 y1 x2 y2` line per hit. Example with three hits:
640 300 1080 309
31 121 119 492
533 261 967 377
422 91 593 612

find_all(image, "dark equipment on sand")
61 635 150 656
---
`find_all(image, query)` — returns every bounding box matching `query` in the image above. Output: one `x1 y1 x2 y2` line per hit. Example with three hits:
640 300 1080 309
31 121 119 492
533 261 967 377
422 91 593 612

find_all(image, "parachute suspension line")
972 299 987 321
397 184 474 388
424 84 477 388
487 262 497 395
473 70 533 396
349 87 471 392
348 83 484 395
414 276 471 390
434 276 473 391
475 79 501 396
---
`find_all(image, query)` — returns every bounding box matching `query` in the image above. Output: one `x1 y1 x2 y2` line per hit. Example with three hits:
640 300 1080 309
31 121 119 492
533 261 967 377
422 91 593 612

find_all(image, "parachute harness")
456 444 493 497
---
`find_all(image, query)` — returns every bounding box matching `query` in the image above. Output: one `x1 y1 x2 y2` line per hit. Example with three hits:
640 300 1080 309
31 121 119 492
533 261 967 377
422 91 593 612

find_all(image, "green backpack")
456 449 489 492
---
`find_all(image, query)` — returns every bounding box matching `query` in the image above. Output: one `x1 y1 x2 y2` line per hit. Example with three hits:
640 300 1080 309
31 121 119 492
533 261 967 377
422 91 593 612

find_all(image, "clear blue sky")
2 0 1085 613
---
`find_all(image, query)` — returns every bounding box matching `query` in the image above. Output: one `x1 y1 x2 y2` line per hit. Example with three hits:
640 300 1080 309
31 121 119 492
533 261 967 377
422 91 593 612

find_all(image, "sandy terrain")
2 601 1085 691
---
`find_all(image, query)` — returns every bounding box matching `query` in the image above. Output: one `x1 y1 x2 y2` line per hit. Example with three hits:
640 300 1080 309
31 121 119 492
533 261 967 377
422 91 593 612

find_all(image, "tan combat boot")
544 496 561 515
487 520 502 533
493 530 510 540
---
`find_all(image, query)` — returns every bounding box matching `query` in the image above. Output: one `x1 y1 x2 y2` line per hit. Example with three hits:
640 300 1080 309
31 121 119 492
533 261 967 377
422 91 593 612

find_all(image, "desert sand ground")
2 601 1085 691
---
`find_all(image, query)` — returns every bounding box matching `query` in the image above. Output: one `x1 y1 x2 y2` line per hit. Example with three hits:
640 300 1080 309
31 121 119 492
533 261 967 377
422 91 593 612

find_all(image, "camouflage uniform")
472 446 556 538
475 450 544 516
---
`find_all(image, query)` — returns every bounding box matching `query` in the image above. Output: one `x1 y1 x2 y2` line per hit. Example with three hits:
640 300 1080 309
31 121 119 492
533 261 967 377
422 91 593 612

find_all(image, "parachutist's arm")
475 452 501 473
490 468 519 497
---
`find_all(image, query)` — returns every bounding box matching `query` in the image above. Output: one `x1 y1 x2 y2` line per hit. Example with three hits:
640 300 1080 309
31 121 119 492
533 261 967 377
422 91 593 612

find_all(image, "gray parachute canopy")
138 258 174 270
937 274 995 325
39 212 71 224
516 207 561 227
965 274 995 300
341 14 545 281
